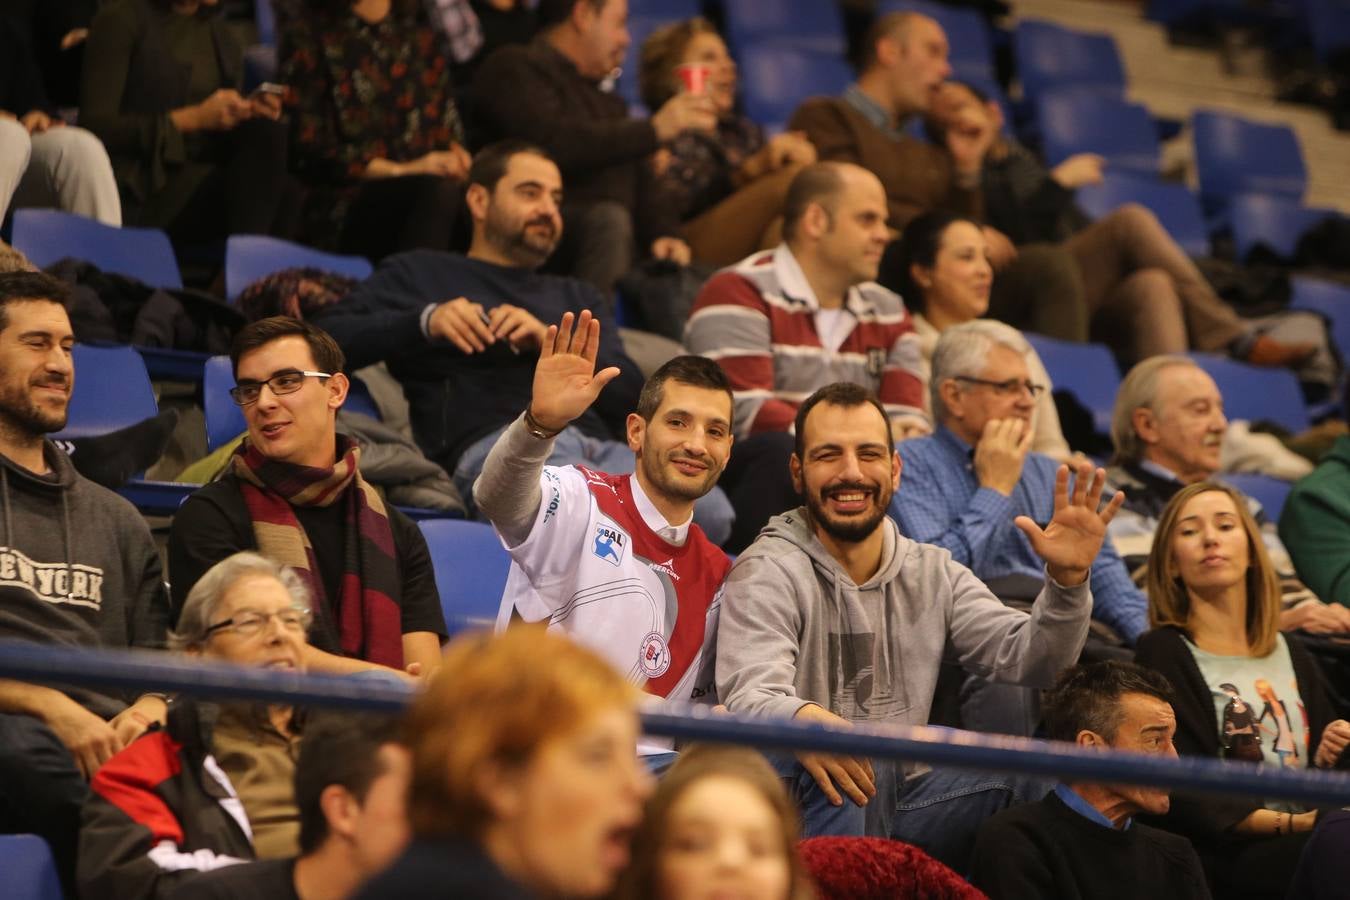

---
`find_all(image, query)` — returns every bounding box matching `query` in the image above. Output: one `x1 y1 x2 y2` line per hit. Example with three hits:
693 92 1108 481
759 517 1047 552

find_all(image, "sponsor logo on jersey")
542 470 562 524
647 558 680 582
639 631 671 678
592 523 627 566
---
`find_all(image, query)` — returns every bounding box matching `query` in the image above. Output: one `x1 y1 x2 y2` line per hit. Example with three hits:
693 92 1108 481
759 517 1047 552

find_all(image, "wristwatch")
523 407 563 440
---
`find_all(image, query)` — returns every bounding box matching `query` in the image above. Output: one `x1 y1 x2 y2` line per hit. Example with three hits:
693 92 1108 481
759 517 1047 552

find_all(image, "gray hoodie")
716 508 1091 738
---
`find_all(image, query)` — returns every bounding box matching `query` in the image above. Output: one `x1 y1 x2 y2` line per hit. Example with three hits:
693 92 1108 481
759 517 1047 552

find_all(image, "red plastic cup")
676 63 710 95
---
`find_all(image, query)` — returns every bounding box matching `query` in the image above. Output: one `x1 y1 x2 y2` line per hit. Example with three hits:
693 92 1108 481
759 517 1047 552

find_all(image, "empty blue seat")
1290 276 1350 360
1023 334 1121 436
722 0 847 56
1075 172 1211 258
54 344 159 440
203 355 384 453
739 44 853 131
878 0 996 80
1223 471 1293 521
1034 90 1160 175
418 519 512 635
225 235 373 302
1188 353 1309 433
617 15 682 109
1192 111 1306 205
11 210 182 289
1228 192 1336 263
1014 20 1126 104
0 835 63 900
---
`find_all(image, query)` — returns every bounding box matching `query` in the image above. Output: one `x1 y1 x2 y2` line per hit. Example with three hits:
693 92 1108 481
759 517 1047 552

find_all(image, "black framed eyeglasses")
202 606 314 639
954 375 1046 398
230 370 332 406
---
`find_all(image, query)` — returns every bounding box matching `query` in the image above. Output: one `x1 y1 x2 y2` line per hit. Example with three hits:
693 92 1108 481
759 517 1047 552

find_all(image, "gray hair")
929 320 1032 420
1109 355 1197 466
168 552 311 651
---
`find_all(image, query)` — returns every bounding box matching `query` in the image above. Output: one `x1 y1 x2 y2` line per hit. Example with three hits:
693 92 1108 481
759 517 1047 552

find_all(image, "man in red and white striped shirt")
687 162 929 448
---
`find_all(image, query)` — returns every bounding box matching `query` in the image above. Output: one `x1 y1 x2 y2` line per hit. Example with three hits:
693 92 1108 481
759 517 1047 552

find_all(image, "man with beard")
475 311 733 763
315 139 734 543
0 272 170 891
716 379 1122 871
969 662 1209 900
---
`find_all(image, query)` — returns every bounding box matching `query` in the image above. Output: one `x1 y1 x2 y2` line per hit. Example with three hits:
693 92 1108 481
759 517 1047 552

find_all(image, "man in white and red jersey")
474 310 734 757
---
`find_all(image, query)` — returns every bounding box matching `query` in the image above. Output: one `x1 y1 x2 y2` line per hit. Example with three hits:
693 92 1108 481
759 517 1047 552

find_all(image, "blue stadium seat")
629 0 702 19
225 235 373 303
1034 90 1160 175
0 835 63 900
11 210 183 290
1023 334 1121 436
1075 173 1211 258
878 0 996 81
418 519 512 635
54 345 159 440
1227 192 1336 263
722 0 848 56
616 15 681 109
738 45 853 131
203 356 384 454
1188 353 1310 433
1303 0 1350 63
1192 111 1307 206
255 0 276 45
1223 471 1294 521
1014 20 1126 104
1290 276 1350 360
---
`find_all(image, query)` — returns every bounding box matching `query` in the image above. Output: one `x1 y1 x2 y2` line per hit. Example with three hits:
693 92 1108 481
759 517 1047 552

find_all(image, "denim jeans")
0 712 91 894
454 425 735 546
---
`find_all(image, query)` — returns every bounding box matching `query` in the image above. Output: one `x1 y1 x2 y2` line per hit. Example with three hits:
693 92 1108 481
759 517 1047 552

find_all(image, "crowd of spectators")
5 0 1350 898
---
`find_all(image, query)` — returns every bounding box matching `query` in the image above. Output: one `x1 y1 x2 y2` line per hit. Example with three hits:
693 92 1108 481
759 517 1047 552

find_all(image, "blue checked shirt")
892 427 1149 644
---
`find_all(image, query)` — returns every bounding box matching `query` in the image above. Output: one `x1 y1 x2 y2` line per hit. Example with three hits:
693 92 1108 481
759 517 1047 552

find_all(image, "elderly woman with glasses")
78 552 315 900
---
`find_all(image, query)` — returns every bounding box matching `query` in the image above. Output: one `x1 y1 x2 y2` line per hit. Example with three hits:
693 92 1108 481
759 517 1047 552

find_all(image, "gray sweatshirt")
716 508 1091 735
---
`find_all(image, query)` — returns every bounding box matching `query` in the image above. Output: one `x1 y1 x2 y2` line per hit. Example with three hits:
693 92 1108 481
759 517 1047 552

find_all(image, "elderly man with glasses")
891 321 1147 735
79 552 315 898
169 317 446 681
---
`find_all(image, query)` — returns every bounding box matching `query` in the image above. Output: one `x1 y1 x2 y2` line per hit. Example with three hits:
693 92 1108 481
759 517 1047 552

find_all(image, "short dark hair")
886 210 980 313
467 139 556 192
230 316 345 378
636 356 734 426
856 11 919 73
0 271 70 333
537 0 604 30
1043 661 1174 745
295 712 403 855
792 382 890 459
781 163 847 243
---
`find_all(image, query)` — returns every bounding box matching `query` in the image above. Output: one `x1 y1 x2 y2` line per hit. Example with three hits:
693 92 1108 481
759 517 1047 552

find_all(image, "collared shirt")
773 244 860 352
630 472 691 547
211 705 302 860
1054 783 1132 830
893 426 1149 642
842 83 902 140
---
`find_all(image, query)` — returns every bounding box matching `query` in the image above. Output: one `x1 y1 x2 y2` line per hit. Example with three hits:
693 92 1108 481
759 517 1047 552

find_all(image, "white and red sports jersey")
496 465 730 709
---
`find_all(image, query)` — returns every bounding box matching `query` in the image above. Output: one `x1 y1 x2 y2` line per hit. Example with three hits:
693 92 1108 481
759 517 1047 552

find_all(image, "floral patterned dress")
279 5 465 247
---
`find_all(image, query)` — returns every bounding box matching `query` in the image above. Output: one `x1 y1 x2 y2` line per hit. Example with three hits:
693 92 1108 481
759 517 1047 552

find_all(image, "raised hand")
528 310 621 433
1014 462 1124 586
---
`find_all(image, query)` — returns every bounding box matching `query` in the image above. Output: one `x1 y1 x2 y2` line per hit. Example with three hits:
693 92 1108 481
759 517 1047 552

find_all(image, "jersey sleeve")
499 465 593 622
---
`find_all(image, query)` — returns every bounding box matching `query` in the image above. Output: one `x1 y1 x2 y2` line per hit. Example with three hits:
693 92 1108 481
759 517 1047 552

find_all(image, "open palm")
528 310 621 432
1014 463 1124 585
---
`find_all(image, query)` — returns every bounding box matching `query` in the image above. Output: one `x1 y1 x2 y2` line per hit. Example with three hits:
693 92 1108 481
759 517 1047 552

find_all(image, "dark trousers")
0 713 89 896
339 174 469 262
720 431 800 554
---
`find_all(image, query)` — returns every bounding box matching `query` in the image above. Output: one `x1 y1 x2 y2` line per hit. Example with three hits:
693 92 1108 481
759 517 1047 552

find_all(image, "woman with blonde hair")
356 627 653 899
611 744 814 900
1135 481 1350 898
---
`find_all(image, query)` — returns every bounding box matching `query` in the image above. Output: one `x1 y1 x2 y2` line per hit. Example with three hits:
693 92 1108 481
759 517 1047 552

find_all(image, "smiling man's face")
792 400 900 544
0 299 74 438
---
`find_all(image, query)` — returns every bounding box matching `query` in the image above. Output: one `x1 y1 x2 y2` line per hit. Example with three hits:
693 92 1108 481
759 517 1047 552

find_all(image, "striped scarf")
231 435 403 668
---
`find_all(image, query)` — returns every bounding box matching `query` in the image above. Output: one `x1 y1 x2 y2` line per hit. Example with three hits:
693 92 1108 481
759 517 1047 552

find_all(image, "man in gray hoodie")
716 380 1124 870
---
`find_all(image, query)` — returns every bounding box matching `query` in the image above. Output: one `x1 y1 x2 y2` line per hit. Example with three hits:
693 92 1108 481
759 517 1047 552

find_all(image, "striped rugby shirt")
686 244 927 440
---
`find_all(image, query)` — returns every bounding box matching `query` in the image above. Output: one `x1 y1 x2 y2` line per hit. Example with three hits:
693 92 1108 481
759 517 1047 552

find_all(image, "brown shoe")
1243 335 1319 368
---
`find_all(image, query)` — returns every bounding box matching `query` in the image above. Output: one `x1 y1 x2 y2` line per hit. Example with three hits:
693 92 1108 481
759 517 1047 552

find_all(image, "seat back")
1303 0 1350 63
1189 353 1310 433
1035 90 1160 175
255 0 276 45
1014 20 1126 103
1023 334 1121 436
224 235 373 302
1192 111 1307 204
53 344 159 440
723 0 848 55
739 45 853 130
11 210 183 289
1228 192 1335 263
0 835 64 900
879 0 996 80
1223 471 1294 522
616 14 684 109
1290 276 1350 360
1075 172 1210 258
418 519 513 635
